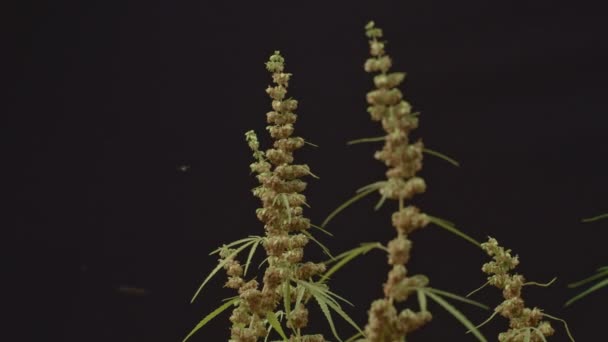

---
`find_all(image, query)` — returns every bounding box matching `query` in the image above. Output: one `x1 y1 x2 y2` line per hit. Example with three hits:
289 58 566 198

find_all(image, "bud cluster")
234 51 326 341
481 237 555 341
361 21 431 341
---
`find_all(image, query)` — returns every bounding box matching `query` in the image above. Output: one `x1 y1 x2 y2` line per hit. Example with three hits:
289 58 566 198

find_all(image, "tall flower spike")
242 51 326 342
481 237 555 341
361 21 431 342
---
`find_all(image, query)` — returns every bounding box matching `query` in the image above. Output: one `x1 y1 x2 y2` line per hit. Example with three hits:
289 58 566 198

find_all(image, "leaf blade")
182 298 239 342
266 311 289 342
424 290 487 342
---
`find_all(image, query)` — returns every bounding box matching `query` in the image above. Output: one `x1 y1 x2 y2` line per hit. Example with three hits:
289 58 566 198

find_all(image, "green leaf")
565 276 608 306
356 181 386 194
243 239 261 276
346 136 386 145
209 235 262 255
313 290 341 342
320 243 385 283
322 186 379 227
373 194 387 211
568 269 608 288
294 284 306 310
581 213 608 222
426 287 489 310
298 280 364 341
182 297 239 342
424 290 487 342
283 282 292 319
344 331 364 342
303 230 334 258
416 289 427 312
310 223 334 236
191 239 259 302
524 328 531 342
277 193 292 224
428 215 481 248
266 311 288 342
423 147 460 167
259 256 269 269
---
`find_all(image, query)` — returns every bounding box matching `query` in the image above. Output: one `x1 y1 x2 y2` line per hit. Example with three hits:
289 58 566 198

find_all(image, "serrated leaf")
424 290 487 342
266 311 288 342
303 230 333 258
299 280 363 339
567 269 608 288
310 223 334 236
322 295 363 335
243 239 261 276
427 215 481 248
322 186 379 227
209 236 261 255
191 239 258 302
313 291 341 342
182 297 239 342
426 287 489 310
565 277 608 306
320 243 384 283
302 280 354 306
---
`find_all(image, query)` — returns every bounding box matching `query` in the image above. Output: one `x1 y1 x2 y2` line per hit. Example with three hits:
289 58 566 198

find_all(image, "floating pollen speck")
177 165 191 172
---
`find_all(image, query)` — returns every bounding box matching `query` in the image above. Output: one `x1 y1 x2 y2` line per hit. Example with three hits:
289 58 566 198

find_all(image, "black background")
5 0 608 341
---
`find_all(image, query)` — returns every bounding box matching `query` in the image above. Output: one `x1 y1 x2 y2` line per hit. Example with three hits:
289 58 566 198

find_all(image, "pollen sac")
391 206 429 235
267 124 294 139
274 164 310 180
266 148 294 165
273 137 305 152
267 111 297 125
266 85 287 100
366 88 403 106
368 104 388 121
272 72 292 86
387 236 412 265
374 72 406 89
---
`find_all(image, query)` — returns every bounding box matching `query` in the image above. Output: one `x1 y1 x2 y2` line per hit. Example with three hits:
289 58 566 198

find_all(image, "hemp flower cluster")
481 237 554 341
222 51 326 342
361 21 432 341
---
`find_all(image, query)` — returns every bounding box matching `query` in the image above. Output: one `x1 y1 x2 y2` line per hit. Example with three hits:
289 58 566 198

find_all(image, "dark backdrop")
5 1 608 341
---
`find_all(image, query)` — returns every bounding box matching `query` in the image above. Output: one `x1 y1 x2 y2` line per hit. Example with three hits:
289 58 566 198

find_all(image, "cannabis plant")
183 20 575 342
